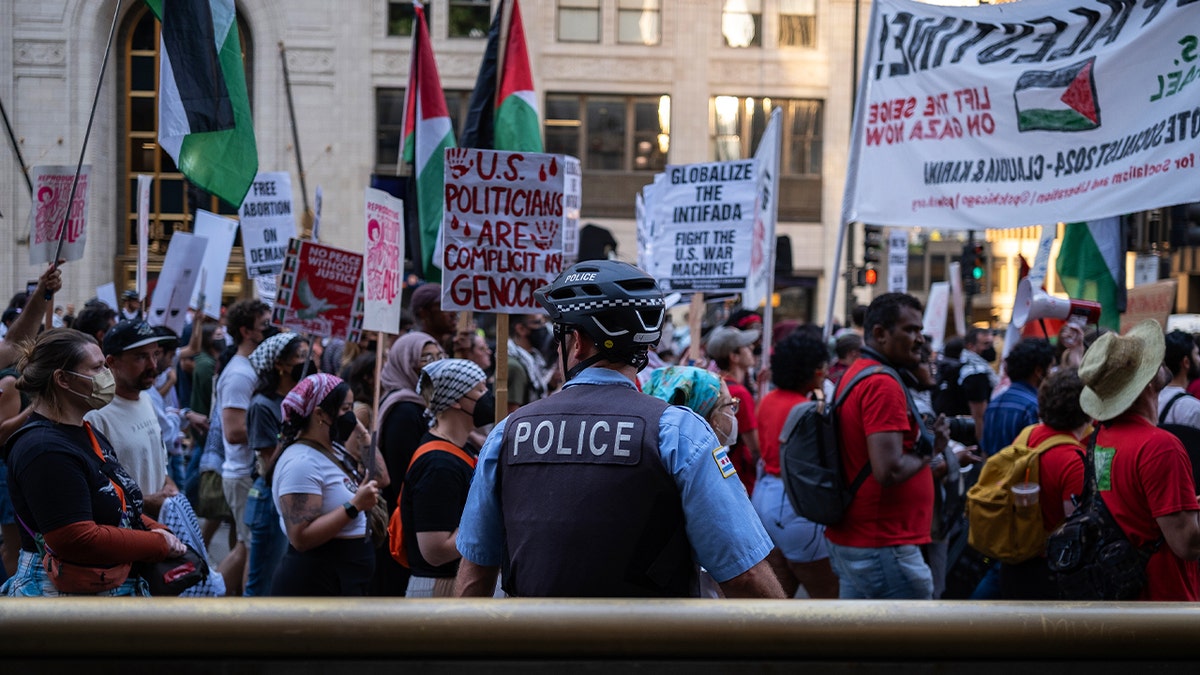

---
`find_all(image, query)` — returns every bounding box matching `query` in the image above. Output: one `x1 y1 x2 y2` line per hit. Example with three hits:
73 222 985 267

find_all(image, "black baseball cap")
102 320 164 356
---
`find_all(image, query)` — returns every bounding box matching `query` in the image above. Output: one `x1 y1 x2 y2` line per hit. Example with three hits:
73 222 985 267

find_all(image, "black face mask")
290 360 317 383
331 410 358 444
980 346 997 363
528 326 551 352
471 391 496 428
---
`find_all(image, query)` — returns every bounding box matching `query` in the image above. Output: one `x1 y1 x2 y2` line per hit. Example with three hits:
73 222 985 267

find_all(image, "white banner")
363 188 405 333
239 172 296 278
147 232 208 335
96 282 117 312
29 165 90 265
440 149 573 313
649 160 756 292
844 0 1200 230
136 175 152 300
924 281 950 353
190 210 239 319
562 158 582 264
312 185 323 242
744 108 782 311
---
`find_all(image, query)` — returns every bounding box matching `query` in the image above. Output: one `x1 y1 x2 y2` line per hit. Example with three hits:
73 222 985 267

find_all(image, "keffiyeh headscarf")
418 359 486 416
249 332 301 376
643 366 722 419
281 373 344 424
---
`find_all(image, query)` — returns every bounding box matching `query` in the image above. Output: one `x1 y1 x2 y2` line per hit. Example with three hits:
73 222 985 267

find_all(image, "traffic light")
863 224 883 266
855 267 878 286
960 242 986 294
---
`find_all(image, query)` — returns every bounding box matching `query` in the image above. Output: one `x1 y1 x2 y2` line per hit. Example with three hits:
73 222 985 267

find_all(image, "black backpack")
1045 431 1161 600
1157 391 1200 488
778 363 927 526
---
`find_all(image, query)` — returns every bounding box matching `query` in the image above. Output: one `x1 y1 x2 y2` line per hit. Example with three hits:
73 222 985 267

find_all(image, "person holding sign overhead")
455 260 783 598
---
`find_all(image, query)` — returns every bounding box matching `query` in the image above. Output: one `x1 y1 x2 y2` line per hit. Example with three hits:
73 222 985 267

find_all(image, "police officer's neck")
567 359 638 384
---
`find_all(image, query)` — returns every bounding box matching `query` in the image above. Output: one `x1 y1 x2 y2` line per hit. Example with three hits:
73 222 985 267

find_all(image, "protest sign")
363 188 405 333
1120 279 1178 333
440 149 576 313
147 232 208 334
562 159 581 264
744 108 782 311
924 281 950 353
136 175 152 299
273 238 364 340
648 159 756 292
96 282 117 312
238 172 296 278
190 210 239 319
887 230 908 293
253 274 277 307
29 165 90 265
843 0 1200 230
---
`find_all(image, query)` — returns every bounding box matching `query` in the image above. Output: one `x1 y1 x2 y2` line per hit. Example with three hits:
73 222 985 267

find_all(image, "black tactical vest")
498 382 697 597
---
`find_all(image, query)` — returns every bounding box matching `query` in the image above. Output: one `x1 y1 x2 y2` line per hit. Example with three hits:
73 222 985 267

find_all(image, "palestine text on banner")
842 0 1200 231
273 238 364 340
401 0 456 282
363 188 405 333
440 148 576 313
29 165 90 265
148 0 257 208
649 160 756 293
239 172 297 278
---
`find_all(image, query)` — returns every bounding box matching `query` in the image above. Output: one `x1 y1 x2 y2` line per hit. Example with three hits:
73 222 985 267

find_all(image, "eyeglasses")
719 397 740 415
419 351 447 365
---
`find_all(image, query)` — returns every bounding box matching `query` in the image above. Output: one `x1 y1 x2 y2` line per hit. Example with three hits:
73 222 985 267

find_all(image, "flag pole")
48 0 123 277
0 94 33 196
279 41 314 237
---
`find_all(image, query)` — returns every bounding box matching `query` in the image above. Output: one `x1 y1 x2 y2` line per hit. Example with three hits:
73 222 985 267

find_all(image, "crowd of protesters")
1 260 1198 601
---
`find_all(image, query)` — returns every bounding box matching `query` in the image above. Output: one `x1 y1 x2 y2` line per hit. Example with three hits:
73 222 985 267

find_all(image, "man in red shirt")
826 293 935 599
1077 319 1200 601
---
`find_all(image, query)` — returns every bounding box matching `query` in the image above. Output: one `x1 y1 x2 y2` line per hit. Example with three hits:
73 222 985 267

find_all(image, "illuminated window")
721 0 761 48
617 0 661 45
545 93 669 172
711 96 822 176
780 0 816 48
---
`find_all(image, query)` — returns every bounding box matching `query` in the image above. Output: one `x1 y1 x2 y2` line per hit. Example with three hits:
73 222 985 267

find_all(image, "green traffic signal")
972 266 983 280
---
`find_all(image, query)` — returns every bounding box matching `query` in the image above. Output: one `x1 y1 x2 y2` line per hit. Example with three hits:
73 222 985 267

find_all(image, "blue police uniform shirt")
456 367 774 584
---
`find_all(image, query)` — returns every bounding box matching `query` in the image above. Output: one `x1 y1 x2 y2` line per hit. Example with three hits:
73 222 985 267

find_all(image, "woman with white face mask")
2 329 187 596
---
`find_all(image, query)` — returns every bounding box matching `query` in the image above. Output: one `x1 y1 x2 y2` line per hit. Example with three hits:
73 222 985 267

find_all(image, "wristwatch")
342 501 359 518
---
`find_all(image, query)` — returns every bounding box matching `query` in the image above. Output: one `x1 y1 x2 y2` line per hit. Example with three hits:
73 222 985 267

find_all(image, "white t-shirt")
218 354 257 479
272 442 365 539
85 392 167 496
1158 385 1200 429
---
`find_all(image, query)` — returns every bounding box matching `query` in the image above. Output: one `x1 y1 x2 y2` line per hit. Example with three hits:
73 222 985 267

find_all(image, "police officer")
454 260 784 598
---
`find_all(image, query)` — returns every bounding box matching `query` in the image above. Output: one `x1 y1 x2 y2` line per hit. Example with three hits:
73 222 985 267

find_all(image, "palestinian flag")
495 0 543 152
401 1 456 281
1056 218 1120 331
1014 57 1101 133
460 4 501 150
149 0 258 207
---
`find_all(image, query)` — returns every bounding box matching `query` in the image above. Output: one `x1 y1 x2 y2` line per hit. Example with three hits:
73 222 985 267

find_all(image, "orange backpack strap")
406 439 477 471
389 440 476 567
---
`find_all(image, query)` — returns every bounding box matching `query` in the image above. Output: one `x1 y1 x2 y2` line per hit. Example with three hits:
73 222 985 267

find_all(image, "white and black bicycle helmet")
534 260 665 377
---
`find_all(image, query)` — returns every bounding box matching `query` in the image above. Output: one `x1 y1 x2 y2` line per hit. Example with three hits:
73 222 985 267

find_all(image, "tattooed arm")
278 479 380 552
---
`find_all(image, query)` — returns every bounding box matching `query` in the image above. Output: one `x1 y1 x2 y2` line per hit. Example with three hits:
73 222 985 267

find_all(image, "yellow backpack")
965 425 1081 564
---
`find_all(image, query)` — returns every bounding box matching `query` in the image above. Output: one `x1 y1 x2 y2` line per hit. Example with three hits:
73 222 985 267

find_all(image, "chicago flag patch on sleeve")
712 446 737 479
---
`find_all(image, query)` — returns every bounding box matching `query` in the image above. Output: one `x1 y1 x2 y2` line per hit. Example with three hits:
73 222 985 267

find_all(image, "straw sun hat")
1077 319 1165 422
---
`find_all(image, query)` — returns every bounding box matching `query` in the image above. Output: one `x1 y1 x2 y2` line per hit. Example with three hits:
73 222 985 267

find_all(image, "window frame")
557 0 601 43
616 0 662 46
543 92 670 173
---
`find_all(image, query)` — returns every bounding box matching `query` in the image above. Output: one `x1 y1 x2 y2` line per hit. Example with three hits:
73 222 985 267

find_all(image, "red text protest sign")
363 188 404 333
440 149 579 313
29 165 90 264
273 239 364 340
